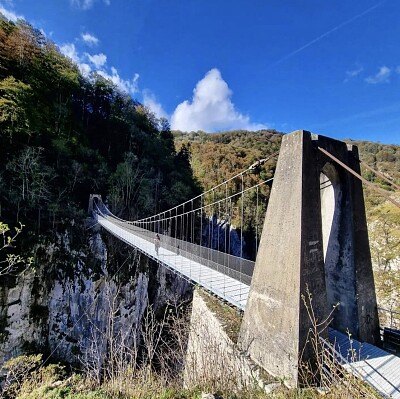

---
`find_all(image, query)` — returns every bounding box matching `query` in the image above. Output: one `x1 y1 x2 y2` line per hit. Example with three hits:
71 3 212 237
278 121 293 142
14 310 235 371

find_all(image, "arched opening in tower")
320 163 343 327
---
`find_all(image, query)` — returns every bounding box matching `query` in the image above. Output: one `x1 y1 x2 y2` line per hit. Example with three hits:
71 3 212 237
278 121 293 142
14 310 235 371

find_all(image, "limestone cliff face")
202 216 248 259
0 228 192 367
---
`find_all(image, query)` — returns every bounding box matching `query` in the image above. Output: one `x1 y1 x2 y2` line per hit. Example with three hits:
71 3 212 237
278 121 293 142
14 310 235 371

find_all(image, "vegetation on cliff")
0 14 199 396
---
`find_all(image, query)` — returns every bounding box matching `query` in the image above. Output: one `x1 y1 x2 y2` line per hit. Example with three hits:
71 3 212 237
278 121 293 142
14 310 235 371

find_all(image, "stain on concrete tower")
238 130 380 387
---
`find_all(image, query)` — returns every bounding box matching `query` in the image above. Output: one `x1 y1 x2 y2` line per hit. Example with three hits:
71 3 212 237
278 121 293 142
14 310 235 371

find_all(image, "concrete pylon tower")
88 194 103 215
238 130 380 387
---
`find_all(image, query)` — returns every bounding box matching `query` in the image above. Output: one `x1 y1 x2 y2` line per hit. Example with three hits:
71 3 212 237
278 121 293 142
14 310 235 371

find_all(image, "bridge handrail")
377 307 400 331
377 307 400 316
107 216 254 285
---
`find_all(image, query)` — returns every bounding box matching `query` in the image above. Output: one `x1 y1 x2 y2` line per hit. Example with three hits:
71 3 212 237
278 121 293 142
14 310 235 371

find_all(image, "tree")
108 152 147 217
6 147 54 225
0 221 32 276
0 13 201 232
0 76 32 142
159 118 175 155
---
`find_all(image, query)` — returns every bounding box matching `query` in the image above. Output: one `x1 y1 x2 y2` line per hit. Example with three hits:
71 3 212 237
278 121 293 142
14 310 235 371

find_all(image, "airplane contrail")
269 1 386 68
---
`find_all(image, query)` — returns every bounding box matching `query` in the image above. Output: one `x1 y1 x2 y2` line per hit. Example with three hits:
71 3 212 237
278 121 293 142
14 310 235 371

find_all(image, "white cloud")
60 43 92 75
0 4 24 21
98 68 139 95
365 66 391 84
171 68 266 132
87 53 107 68
71 0 93 10
344 66 363 82
79 63 92 76
81 32 99 46
71 0 110 10
60 43 80 63
143 90 168 119
59 42 139 95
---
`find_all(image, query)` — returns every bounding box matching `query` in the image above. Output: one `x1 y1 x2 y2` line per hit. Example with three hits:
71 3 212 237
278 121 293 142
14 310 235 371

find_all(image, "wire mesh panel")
97 215 250 310
112 218 255 285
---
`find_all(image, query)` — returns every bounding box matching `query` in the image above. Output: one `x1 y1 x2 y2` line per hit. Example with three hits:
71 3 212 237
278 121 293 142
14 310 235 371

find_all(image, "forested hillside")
173 129 399 196
0 17 199 239
350 140 400 314
173 129 281 189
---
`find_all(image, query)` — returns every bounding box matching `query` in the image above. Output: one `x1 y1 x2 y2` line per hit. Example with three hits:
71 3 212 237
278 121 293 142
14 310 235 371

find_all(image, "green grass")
18 386 109 399
197 289 243 343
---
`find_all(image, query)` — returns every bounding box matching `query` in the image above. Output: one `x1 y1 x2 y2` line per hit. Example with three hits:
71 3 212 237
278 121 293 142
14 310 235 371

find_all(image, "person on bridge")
154 233 160 256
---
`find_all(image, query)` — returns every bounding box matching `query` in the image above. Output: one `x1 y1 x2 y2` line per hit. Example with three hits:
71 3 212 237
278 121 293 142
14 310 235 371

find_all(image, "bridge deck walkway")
98 216 400 398
329 329 400 398
97 215 249 310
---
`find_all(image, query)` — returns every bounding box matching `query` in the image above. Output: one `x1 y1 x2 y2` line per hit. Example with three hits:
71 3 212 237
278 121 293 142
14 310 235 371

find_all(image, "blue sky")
1 0 399 144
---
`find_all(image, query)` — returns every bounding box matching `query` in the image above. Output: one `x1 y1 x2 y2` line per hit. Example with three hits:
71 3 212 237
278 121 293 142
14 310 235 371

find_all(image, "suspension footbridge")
90 131 400 397
97 215 252 309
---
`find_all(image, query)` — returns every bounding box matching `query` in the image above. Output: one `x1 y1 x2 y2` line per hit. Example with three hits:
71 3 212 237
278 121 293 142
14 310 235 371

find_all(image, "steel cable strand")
358 159 400 191
132 154 278 225
319 147 400 209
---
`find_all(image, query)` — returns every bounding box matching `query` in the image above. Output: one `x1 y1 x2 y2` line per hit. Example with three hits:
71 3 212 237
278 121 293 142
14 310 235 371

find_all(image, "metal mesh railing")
110 216 255 285
378 307 400 330
319 330 390 397
378 307 400 355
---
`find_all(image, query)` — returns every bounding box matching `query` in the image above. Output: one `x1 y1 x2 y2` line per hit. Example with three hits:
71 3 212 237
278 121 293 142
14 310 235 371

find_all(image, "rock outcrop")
0 228 192 367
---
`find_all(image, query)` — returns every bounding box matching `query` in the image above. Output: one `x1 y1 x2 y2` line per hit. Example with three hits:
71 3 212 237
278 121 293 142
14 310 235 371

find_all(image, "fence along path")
94 155 275 309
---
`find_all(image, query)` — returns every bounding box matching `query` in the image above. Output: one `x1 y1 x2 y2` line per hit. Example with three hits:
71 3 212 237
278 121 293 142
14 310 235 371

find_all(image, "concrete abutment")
238 130 380 387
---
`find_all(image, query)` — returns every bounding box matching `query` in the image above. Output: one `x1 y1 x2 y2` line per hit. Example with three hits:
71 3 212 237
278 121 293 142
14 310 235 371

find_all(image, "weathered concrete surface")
184 289 272 391
346 144 380 344
317 136 380 344
238 131 328 386
238 130 380 387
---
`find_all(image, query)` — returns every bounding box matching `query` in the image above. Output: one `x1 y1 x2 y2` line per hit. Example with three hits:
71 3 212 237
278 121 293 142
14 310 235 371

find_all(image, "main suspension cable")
133 153 278 224
358 159 400 191
318 147 400 209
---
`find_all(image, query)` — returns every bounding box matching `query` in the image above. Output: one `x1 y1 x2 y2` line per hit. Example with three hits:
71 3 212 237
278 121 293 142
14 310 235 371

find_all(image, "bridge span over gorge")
90 130 400 397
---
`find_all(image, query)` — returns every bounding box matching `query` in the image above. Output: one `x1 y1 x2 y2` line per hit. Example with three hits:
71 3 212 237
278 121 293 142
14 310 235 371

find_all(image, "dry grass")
1 289 385 399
